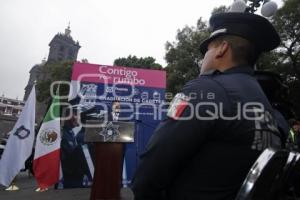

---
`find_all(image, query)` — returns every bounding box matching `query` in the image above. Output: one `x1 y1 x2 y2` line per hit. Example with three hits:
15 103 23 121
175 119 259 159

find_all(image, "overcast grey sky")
0 0 283 99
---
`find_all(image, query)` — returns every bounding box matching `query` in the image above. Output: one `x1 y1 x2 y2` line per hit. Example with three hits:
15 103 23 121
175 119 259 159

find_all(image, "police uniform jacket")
131 65 282 200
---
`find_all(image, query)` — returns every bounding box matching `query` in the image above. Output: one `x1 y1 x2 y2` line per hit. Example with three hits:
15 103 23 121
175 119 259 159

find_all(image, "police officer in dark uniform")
131 12 284 200
254 71 295 149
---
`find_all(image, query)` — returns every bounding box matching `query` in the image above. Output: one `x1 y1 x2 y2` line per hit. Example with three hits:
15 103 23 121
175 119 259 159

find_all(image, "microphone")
261 1 278 17
229 0 247 13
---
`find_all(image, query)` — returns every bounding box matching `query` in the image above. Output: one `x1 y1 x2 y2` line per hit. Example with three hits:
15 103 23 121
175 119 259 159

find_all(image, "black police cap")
200 12 281 55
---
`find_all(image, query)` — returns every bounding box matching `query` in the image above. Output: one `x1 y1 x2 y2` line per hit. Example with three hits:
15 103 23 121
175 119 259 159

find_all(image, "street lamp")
230 0 278 17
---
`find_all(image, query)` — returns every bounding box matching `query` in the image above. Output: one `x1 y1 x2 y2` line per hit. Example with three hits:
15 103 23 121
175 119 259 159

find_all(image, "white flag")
0 86 36 186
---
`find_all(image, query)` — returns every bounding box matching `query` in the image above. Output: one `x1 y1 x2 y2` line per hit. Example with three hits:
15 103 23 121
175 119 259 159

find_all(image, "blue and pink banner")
60 62 166 188
71 62 166 88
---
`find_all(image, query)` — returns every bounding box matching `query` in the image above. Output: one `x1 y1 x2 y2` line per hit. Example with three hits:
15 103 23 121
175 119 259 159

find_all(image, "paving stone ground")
0 172 134 200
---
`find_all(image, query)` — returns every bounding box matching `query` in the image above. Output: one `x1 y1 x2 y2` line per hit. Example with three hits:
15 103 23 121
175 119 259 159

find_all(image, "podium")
85 120 134 200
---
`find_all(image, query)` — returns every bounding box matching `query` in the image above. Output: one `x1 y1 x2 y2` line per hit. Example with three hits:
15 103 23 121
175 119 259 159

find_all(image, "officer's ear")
215 41 230 58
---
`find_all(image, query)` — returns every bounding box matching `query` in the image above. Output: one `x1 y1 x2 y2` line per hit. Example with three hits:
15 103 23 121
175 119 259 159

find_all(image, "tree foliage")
164 18 209 94
164 6 227 95
164 1 300 117
256 0 300 117
211 5 228 15
37 61 73 103
113 55 162 70
273 0 300 79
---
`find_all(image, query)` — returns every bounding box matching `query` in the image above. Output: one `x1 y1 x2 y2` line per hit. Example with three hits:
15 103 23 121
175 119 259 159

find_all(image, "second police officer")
132 11 284 200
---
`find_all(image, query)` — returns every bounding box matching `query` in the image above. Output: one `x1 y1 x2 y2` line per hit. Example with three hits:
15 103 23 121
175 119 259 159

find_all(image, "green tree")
164 18 209 95
256 51 283 72
211 5 228 15
256 0 300 117
164 6 227 96
37 61 73 103
164 1 300 117
113 55 162 70
273 0 300 79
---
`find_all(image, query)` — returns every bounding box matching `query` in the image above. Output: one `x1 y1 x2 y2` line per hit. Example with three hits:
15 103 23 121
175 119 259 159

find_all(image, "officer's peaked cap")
200 12 281 55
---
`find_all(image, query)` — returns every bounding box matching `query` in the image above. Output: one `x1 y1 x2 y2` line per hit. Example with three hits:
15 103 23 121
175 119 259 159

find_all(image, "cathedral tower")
47 24 81 62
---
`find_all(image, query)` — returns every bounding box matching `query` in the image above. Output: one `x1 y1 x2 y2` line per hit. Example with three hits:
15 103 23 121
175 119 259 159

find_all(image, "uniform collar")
200 65 254 76
200 69 221 76
222 65 254 75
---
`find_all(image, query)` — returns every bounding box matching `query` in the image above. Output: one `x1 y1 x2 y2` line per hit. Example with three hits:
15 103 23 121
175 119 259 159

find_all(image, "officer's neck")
214 59 238 72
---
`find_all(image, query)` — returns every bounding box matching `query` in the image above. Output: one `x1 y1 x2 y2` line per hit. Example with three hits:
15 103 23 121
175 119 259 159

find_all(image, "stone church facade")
23 25 81 123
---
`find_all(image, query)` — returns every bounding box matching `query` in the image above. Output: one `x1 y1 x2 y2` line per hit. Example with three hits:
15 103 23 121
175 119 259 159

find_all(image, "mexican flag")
33 94 61 189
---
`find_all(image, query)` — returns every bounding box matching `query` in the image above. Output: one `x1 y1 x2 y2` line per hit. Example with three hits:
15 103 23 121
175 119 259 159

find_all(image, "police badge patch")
14 125 30 139
98 122 121 142
167 93 190 120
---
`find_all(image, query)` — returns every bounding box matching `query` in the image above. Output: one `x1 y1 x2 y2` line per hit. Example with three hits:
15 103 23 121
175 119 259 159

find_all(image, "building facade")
0 96 24 138
22 25 81 124
0 96 24 117
24 25 81 101
47 25 81 63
